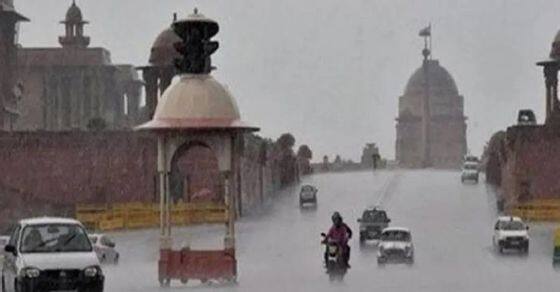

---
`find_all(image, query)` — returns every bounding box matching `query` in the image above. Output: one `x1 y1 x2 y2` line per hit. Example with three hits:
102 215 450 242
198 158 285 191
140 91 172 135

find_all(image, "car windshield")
498 220 525 231
381 230 411 242
465 156 478 162
362 210 386 222
301 185 314 192
464 164 477 170
20 224 92 253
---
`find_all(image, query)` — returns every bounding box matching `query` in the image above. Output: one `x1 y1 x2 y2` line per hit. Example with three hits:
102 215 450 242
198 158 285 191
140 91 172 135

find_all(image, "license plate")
510 241 520 245
368 231 378 236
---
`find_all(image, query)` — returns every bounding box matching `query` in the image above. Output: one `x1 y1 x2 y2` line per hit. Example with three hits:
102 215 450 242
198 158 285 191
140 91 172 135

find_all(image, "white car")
492 216 529 254
461 162 479 183
89 234 119 264
377 227 414 264
1 217 104 292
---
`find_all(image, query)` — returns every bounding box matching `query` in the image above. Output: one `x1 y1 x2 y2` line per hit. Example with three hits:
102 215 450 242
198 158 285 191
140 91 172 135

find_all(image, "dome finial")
418 23 432 60
194 7 199 15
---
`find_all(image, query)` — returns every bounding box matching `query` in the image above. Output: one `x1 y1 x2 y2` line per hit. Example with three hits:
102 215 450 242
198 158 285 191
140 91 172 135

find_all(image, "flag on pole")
419 25 431 37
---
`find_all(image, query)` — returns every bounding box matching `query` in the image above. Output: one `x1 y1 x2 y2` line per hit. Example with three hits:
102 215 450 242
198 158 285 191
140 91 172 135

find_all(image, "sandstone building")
396 34 467 168
13 1 143 131
0 0 27 130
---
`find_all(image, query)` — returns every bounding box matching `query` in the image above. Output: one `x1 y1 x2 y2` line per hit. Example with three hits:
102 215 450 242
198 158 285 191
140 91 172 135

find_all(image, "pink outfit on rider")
327 223 351 245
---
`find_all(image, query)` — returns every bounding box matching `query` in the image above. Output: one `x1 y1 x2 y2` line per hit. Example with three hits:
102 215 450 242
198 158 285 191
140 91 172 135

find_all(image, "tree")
277 133 295 150
274 133 298 187
297 145 313 175
297 145 312 160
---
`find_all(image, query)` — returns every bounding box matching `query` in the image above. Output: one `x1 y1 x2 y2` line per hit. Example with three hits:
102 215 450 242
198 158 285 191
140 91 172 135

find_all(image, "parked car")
357 207 391 242
492 216 529 254
299 185 318 207
553 228 560 265
89 234 119 264
461 162 479 183
377 227 414 265
1 217 104 292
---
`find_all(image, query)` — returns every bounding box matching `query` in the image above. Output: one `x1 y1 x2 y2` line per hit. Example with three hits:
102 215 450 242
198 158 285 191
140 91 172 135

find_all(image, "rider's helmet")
332 212 343 227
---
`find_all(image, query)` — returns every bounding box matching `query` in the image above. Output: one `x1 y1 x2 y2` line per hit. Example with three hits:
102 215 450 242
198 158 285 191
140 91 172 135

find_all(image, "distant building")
13 1 143 131
396 30 467 168
361 143 380 168
0 0 28 130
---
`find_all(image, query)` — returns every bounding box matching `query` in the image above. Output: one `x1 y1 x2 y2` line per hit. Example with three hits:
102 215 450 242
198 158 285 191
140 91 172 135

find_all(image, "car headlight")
21 267 41 278
84 266 101 277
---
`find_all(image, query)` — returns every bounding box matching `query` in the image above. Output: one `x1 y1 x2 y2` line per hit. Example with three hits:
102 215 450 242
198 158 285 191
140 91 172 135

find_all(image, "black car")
357 208 391 242
299 185 317 207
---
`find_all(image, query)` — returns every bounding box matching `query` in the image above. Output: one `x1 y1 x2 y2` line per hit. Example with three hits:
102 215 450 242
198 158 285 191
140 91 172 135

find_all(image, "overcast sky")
16 0 559 162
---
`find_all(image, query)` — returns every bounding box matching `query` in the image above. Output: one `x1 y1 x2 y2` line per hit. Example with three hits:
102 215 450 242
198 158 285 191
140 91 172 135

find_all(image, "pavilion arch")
169 139 223 203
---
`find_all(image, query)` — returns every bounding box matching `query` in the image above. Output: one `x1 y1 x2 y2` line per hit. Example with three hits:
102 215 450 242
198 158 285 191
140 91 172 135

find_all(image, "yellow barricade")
509 199 560 221
75 202 228 231
99 217 125 231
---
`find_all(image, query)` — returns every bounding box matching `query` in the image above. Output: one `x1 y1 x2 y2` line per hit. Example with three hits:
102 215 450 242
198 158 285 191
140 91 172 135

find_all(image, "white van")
1 217 104 292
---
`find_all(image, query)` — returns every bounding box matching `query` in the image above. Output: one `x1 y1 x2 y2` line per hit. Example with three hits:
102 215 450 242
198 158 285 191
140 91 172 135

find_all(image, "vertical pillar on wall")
141 67 159 120
538 59 560 124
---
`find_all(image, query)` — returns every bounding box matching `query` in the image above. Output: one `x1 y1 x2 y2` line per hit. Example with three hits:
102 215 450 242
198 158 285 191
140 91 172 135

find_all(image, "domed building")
138 19 182 121
396 42 467 168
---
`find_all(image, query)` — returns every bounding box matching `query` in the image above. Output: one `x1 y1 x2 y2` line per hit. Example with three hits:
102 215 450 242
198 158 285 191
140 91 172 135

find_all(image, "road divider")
75 202 228 231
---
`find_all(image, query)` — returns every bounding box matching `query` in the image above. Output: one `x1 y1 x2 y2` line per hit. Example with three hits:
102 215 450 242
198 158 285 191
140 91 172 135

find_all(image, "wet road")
105 170 560 291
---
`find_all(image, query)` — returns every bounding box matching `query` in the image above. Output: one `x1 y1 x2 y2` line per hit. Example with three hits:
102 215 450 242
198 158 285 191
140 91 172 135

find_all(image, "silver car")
89 234 119 264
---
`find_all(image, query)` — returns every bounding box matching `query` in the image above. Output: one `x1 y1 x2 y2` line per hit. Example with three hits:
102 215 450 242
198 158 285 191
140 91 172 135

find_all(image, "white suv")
493 216 529 254
1 217 104 292
461 162 479 183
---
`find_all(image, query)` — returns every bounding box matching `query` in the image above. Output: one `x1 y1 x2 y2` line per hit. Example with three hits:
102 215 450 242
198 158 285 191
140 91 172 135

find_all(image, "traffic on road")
81 170 559 291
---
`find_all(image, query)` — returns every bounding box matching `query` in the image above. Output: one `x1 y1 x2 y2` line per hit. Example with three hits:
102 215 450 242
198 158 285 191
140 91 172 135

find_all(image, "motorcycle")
321 233 347 280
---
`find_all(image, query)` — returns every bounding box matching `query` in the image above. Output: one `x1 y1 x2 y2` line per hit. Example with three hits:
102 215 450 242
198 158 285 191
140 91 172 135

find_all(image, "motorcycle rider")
325 211 352 267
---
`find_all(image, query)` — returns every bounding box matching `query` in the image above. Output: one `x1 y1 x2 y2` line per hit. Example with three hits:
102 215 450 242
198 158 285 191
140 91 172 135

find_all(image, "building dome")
399 59 464 118
137 74 255 130
404 59 458 97
549 30 560 60
149 27 181 66
65 1 84 23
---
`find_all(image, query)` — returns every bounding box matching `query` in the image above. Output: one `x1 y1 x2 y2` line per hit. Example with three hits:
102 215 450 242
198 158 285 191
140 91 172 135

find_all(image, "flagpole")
429 23 432 59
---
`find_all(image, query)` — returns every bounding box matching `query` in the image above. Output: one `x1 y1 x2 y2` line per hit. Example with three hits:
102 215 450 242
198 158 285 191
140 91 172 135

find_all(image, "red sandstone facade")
13 2 144 131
